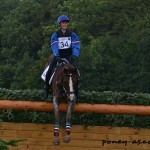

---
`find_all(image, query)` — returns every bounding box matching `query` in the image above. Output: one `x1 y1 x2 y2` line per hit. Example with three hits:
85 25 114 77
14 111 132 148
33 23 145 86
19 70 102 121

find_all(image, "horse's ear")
74 67 78 72
64 67 69 74
72 67 78 74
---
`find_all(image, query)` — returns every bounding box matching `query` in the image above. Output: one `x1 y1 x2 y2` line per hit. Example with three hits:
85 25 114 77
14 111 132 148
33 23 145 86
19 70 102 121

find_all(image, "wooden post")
0 100 150 115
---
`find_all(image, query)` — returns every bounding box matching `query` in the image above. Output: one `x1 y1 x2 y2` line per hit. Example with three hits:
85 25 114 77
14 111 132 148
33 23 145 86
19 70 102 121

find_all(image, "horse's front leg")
53 96 60 145
63 100 75 143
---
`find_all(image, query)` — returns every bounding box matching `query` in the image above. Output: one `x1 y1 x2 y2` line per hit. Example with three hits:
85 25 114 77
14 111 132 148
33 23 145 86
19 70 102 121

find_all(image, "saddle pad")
41 66 55 85
41 66 49 81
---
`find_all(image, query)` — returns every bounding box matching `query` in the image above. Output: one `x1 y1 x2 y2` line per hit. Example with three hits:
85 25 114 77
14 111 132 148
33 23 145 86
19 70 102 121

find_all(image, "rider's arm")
71 32 80 57
50 32 59 56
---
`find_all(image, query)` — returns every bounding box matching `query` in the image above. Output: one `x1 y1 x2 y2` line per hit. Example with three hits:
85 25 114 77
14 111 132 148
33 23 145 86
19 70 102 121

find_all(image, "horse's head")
62 64 79 101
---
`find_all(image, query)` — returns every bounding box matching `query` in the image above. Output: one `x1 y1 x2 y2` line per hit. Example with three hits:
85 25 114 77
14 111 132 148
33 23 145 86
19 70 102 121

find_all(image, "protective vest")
56 29 72 58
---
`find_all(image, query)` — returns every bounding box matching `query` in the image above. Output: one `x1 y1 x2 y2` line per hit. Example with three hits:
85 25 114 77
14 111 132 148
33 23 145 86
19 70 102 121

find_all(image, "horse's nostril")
67 94 76 101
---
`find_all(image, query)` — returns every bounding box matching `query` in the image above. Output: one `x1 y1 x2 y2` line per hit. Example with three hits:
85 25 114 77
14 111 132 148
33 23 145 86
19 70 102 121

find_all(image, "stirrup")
44 90 49 99
44 86 49 99
43 85 47 90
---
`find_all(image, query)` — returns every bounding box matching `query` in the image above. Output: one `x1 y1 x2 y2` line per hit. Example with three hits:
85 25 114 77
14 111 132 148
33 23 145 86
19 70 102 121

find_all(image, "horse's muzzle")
67 92 76 101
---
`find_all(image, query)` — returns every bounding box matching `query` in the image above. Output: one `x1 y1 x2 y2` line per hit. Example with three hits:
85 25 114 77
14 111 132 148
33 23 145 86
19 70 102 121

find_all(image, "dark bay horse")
48 58 79 145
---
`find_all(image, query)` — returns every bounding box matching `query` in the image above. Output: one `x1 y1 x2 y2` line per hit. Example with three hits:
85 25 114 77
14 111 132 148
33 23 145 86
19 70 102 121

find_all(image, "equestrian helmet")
57 15 70 24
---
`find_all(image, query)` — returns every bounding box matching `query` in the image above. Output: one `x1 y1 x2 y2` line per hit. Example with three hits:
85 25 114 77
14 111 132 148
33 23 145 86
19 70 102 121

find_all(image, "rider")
45 15 80 99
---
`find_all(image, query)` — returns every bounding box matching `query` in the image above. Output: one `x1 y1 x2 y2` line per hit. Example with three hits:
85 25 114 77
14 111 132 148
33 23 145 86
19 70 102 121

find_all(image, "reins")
54 58 79 101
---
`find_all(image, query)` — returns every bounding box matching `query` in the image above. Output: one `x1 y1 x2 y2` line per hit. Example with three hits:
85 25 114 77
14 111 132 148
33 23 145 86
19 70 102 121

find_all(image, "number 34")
60 41 69 48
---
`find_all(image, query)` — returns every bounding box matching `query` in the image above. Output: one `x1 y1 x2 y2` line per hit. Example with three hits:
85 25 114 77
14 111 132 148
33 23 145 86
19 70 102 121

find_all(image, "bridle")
59 73 79 101
56 59 79 100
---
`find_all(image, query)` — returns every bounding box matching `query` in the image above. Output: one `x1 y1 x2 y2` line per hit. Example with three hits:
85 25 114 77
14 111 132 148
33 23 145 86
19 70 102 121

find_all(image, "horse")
47 58 79 145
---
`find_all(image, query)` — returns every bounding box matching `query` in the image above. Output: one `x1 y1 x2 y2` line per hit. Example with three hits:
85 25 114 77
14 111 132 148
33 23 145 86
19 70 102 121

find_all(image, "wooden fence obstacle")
0 100 150 115
0 122 150 150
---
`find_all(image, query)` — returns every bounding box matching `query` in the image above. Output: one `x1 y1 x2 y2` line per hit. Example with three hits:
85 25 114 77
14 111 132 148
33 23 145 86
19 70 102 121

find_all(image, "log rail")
0 100 150 115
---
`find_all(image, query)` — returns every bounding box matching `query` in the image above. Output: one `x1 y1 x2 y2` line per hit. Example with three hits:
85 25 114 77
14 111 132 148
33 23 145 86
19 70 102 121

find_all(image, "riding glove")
71 55 77 62
55 56 61 63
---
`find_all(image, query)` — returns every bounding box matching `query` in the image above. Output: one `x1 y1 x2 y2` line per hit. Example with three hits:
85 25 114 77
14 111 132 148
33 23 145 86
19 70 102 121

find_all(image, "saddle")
41 58 70 85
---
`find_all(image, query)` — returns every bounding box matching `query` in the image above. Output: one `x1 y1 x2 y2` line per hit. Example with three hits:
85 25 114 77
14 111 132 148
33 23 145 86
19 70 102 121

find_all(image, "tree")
0 0 62 89
0 0 150 93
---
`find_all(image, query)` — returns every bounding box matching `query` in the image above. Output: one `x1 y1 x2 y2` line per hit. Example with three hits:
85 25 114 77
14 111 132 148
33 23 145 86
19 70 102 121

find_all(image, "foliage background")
0 0 150 128
0 0 150 92
0 88 150 128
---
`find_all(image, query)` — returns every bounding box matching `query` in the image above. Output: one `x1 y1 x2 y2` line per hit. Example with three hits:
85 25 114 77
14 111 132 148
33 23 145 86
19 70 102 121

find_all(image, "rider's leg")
76 78 80 101
70 56 80 99
45 57 57 99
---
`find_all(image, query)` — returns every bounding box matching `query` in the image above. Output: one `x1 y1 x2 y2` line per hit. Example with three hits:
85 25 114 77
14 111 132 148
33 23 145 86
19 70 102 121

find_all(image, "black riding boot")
44 74 50 99
76 80 80 101
44 56 58 99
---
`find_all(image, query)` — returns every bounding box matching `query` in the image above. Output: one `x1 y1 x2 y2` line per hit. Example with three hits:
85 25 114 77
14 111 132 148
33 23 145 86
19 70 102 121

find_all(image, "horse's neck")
64 63 73 68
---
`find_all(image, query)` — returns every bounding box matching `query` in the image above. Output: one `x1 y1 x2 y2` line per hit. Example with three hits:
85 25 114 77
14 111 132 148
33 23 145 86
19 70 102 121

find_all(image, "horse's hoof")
53 138 60 145
63 136 70 143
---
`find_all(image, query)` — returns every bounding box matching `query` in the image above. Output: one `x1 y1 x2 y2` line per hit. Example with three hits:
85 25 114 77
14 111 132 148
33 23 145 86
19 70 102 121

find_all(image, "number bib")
58 37 71 49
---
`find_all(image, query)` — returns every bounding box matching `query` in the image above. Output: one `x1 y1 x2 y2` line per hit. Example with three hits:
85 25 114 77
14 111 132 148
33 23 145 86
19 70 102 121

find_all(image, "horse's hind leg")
52 96 60 145
63 101 75 143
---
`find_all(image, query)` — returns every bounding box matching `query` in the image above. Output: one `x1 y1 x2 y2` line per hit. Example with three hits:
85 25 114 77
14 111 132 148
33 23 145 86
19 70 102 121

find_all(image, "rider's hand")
55 56 61 63
71 55 77 62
